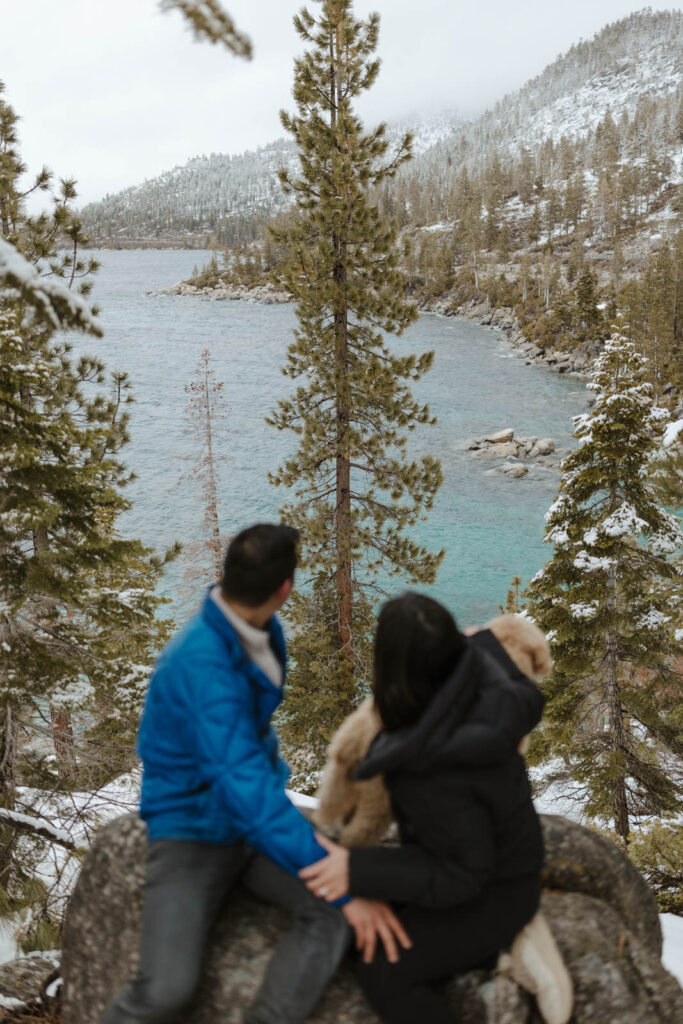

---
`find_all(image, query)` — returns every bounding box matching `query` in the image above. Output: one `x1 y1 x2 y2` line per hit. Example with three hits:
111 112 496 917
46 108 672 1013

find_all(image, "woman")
301 592 545 1023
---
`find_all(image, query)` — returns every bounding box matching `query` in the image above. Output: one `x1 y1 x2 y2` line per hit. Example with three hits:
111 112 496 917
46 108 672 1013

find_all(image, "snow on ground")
663 419 683 448
286 789 318 810
420 222 451 233
0 996 26 1009
0 920 20 965
661 914 683 985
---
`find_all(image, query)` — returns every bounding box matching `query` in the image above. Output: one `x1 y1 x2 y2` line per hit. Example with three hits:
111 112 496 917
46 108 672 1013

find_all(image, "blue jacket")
138 591 330 878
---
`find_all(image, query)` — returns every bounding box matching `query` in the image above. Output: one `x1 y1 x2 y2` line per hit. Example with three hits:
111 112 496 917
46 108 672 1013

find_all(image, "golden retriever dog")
314 614 552 845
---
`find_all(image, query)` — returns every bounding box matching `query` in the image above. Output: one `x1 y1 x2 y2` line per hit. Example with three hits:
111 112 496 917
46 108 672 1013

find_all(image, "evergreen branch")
159 0 252 59
0 808 77 851
0 238 102 336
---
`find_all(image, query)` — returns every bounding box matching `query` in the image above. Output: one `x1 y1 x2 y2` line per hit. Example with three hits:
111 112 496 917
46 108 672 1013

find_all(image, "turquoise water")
77 250 586 626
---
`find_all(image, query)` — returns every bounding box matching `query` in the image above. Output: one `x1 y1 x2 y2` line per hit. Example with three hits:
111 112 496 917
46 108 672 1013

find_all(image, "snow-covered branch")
0 807 77 851
0 238 102 337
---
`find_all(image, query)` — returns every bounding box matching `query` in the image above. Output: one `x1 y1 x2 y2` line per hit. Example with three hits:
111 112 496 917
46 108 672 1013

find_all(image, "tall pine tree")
268 1 443 774
528 323 682 842
0 84 175 945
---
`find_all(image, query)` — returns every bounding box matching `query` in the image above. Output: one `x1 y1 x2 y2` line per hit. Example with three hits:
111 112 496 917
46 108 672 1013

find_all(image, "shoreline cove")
152 277 597 379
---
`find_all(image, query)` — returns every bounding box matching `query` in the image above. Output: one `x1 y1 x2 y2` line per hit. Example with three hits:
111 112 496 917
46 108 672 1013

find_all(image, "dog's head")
484 614 553 682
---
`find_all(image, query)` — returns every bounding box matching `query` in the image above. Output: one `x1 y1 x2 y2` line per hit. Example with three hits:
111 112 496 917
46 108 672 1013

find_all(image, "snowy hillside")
481 8 682 149
79 8 682 247
521 45 680 148
79 116 461 248
410 8 682 186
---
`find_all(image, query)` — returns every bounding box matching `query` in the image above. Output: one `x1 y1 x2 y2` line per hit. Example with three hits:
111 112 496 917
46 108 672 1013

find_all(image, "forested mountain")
80 8 681 249
79 115 461 247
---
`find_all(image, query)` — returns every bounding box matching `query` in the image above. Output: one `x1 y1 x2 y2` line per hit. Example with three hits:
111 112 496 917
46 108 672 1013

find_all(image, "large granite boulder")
62 814 682 1024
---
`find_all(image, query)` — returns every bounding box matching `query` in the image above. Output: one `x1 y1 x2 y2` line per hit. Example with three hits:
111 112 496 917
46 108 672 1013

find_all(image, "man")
103 523 410 1024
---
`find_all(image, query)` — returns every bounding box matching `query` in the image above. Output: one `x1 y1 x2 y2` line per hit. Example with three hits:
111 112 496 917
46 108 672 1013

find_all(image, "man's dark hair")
222 524 300 607
373 592 466 731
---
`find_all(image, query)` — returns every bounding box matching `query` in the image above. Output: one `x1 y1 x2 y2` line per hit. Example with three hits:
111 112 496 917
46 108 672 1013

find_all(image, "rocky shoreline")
150 280 291 304
156 280 599 378
424 296 601 377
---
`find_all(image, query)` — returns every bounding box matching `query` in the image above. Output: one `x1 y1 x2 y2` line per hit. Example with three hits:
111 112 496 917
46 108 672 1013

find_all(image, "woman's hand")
463 625 480 636
342 898 412 964
299 833 349 902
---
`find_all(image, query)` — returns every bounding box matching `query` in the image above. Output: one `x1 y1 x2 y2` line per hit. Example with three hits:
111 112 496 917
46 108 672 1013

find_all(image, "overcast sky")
1 1 676 209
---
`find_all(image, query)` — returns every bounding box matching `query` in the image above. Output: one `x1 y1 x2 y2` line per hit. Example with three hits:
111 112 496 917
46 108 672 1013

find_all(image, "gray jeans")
101 839 350 1024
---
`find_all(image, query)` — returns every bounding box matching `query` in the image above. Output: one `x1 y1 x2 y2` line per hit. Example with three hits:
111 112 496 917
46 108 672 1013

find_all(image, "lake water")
77 249 587 625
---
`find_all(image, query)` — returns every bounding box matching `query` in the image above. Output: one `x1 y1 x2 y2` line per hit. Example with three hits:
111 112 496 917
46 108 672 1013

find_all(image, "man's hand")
342 898 412 964
299 832 350 902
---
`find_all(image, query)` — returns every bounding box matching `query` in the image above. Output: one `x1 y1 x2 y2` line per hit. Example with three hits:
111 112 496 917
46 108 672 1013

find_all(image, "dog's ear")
530 640 553 680
485 614 553 682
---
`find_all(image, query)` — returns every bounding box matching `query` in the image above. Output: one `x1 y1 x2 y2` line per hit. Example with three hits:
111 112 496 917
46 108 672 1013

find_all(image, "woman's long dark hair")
373 592 466 731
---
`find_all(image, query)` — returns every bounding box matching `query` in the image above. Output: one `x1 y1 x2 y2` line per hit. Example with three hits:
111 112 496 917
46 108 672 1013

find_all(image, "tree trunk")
32 527 78 779
605 561 629 842
50 707 78 778
0 702 18 893
201 355 223 581
330 25 354 678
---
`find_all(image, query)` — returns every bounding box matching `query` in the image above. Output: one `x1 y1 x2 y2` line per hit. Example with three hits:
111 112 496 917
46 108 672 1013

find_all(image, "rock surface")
61 814 682 1023
153 281 291 304
469 430 559 471
485 428 515 443
475 442 519 458
539 815 662 957
502 463 529 478
0 951 59 1004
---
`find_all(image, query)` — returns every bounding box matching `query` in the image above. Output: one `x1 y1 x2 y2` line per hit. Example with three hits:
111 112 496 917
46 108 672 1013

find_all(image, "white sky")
0 1 676 208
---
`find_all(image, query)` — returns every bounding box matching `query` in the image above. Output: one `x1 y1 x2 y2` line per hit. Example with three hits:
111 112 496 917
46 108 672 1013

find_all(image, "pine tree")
0 80 103 781
0 298 178 939
0 86 175 945
462 193 484 291
499 575 525 614
611 240 625 294
497 222 512 263
528 324 682 842
527 204 542 245
574 263 602 342
268 0 443 773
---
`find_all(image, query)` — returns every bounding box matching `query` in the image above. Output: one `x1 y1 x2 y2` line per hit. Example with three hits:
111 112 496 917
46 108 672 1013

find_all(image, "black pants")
356 874 540 1024
102 839 350 1024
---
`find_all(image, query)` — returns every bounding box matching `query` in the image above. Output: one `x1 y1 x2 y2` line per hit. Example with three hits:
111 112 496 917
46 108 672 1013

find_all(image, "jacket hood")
356 631 542 779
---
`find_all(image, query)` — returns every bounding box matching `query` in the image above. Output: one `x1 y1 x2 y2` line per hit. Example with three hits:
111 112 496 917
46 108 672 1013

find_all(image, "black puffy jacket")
349 630 545 909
